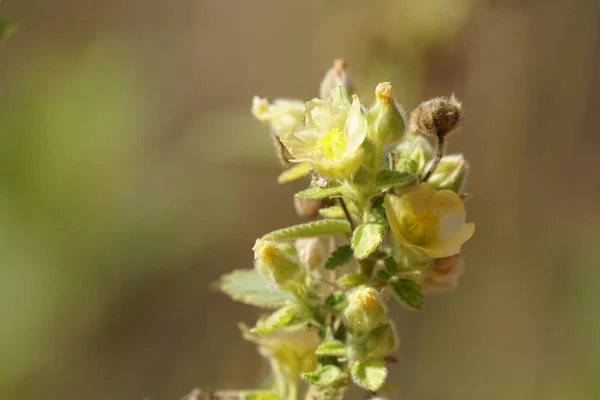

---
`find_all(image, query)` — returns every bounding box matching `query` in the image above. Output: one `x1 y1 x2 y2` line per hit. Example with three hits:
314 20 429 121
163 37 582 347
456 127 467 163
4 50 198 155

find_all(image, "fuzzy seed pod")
294 197 327 219
408 94 463 139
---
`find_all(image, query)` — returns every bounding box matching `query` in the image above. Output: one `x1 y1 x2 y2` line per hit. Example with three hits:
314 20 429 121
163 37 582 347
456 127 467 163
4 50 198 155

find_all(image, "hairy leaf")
351 223 385 259
336 272 368 288
318 205 345 219
315 340 346 357
375 170 418 191
250 305 297 334
277 162 311 184
295 182 349 200
302 365 344 387
350 359 388 392
262 219 351 241
213 269 293 308
390 279 424 310
325 245 353 270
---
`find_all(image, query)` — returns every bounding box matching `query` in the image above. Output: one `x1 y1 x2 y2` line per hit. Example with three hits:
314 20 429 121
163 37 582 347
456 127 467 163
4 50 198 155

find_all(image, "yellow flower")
251 96 305 137
280 95 367 179
384 184 474 258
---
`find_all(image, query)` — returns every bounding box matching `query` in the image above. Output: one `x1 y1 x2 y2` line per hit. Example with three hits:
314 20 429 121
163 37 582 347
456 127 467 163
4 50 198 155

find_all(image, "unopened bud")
394 134 434 173
344 286 387 332
366 82 406 146
427 154 469 193
295 238 327 271
408 94 463 139
253 239 301 286
320 58 355 100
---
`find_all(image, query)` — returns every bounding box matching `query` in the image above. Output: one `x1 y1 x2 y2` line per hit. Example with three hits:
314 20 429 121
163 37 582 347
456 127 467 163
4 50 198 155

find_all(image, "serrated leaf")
351 223 385 259
302 365 344 387
324 291 347 313
315 340 346 357
318 205 345 219
375 170 418 191
251 305 297 334
240 390 281 400
213 269 293 308
336 272 368 288
376 269 391 281
325 245 353 270
351 359 388 392
295 182 349 200
262 219 351 241
384 257 398 274
390 279 424 310
277 162 312 184
0 20 19 41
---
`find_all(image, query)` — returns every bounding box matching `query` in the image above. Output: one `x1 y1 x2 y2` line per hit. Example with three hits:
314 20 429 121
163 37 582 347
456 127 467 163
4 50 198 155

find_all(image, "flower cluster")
214 59 475 400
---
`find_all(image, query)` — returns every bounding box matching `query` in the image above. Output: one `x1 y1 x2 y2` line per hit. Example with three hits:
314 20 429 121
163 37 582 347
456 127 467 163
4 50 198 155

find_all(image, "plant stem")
421 135 446 182
338 197 355 231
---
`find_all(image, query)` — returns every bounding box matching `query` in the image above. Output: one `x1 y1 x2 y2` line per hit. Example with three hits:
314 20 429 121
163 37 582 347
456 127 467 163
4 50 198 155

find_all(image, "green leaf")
295 182 349 200
0 20 19 41
302 365 344 387
390 279 424 310
251 305 297 334
240 390 281 400
376 269 391 281
277 162 312 184
336 272 368 288
375 170 418 191
262 219 351 241
315 340 346 357
213 269 293 308
324 291 347 313
350 359 388 392
325 245 353 270
351 223 385 259
384 257 398 274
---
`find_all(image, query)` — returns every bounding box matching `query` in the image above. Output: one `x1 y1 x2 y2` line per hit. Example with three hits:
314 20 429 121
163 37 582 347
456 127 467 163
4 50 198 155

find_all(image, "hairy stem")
421 135 446 182
338 197 355 231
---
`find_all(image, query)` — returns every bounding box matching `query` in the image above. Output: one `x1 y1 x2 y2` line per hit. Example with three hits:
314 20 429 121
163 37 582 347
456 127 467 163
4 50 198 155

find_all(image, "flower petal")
305 98 335 133
344 95 368 153
280 128 323 162
429 189 468 240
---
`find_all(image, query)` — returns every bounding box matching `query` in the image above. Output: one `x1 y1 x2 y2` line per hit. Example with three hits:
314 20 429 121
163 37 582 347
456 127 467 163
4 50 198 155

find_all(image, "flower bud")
344 286 387 332
366 82 406 146
408 94 463 140
320 58 355 100
295 238 327 271
394 134 434 173
251 96 305 137
253 239 301 286
426 154 469 193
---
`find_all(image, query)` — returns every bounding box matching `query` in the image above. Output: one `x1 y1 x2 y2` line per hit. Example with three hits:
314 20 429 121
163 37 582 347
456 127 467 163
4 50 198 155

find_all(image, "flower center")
402 210 440 245
316 128 346 160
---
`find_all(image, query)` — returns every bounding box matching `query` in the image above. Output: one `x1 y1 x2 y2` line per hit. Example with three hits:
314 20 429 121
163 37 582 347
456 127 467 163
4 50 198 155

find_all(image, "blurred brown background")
1 0 600 399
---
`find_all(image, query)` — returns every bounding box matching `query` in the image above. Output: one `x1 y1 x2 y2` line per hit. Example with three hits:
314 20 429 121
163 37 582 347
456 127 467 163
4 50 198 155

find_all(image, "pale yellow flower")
251 96 305 137
280 95 367 179
384 184 474 258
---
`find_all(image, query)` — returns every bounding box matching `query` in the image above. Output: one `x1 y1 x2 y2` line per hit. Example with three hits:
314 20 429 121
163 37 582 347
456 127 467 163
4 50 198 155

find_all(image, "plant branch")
338 197 355 231
421 135 446 182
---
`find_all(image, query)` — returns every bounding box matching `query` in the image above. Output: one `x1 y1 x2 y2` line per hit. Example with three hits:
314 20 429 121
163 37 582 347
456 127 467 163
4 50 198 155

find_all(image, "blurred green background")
1 0 600 399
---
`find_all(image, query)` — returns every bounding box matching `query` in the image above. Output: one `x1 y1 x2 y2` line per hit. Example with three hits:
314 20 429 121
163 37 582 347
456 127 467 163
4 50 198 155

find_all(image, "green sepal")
262 219 351 241
250 305 297 334
277 162 312 184
325 245 353 270
302 365 345 387
375 169 418 191
295 182 350 200
350 359 388 392
324 291 347 313
389 279 424 310
0 20 19 41
351 223 385 259
336 272 368 288
239 390 282 400
213 269 293 308
315 340 346 357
